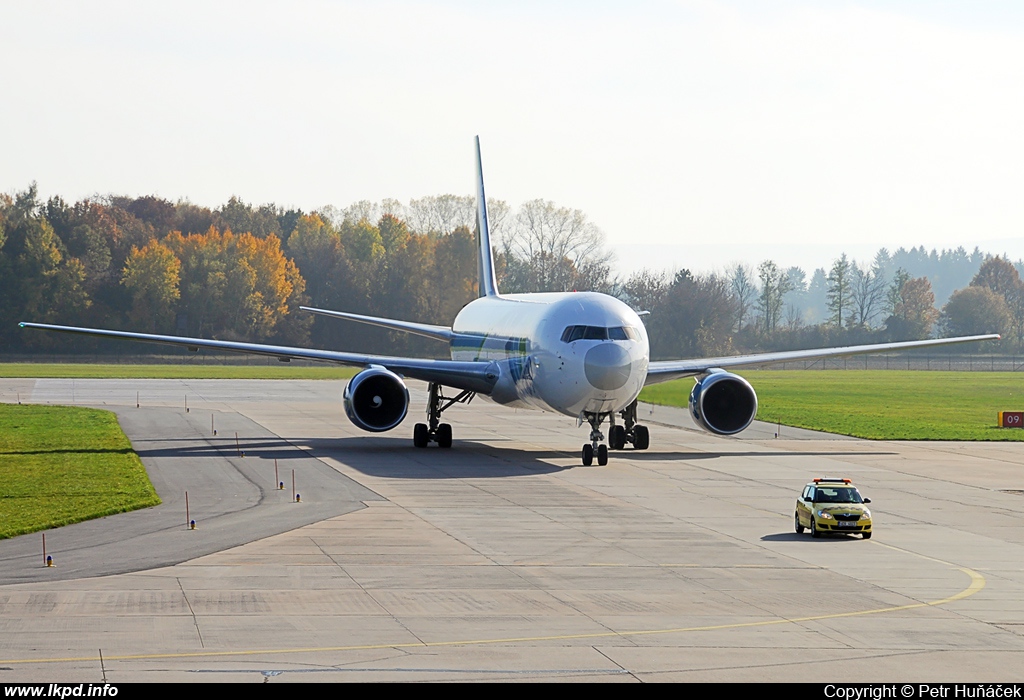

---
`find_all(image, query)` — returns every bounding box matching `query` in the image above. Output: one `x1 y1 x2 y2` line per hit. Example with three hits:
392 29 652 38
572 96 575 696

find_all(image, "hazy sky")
3 1 1024 278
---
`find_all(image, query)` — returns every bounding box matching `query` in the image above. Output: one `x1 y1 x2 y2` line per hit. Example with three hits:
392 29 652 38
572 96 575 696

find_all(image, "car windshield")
815 487 863 504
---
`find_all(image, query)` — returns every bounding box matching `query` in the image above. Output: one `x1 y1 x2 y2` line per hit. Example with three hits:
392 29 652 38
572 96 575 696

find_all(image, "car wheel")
794 512 804 534
862 531 872 539
810 517 821 539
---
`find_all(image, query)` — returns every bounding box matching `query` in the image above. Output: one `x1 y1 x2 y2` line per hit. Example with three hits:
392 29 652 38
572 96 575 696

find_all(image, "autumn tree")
0 186 91 346
884 275 938 340
431 225 478 323
217 197 283 239
621 268 669 316
285 213 347 308
174 201 217 235
970 256 1024 344
646 270 737 359
121 196 178 237
941 286 1011 338
121 240 181 332
232 232 302 339
163 227 307 341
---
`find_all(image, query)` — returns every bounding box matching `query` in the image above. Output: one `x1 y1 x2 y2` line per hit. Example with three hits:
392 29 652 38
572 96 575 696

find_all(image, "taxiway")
1 378 1023 682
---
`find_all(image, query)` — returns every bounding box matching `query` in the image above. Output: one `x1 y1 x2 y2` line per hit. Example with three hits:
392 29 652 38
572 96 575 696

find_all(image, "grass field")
0 404 161 539
639 370 1024 441
0 363 358 379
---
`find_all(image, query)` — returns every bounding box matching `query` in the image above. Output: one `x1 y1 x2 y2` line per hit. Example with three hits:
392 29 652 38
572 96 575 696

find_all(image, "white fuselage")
450 292 649 417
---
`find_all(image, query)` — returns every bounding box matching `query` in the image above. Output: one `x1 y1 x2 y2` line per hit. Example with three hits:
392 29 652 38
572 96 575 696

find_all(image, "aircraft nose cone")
584 343 632 390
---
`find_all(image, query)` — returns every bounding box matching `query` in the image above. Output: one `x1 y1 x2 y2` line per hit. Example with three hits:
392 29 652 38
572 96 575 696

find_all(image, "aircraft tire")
634 425 650 450
413 423 429 448
437 423 453 448
582 443 594 466
609 425 626 450
597 444 608 466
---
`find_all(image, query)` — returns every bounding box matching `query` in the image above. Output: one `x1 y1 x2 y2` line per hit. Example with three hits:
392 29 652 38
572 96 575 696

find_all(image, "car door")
797 486 814 527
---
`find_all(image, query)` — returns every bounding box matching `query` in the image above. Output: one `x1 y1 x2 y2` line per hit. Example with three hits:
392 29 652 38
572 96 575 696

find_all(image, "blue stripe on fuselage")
450 333 531 362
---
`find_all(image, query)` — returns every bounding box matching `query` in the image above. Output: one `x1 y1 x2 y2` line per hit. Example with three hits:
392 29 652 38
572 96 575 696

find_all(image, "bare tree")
485 199 511 242
850 259 887 329
729 263 756 332
337 199 404 227
756 260 792 334
406 195 476 235
499 199 611 292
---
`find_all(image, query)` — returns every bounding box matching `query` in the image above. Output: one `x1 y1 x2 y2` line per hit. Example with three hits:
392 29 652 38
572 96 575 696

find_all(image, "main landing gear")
413 382 474 448
580 400 650 466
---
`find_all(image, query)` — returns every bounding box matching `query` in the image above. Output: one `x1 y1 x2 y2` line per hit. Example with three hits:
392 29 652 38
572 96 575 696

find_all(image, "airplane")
21 137 1000 466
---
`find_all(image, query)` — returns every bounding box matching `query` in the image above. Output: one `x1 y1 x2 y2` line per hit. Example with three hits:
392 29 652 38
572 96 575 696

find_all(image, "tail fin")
475 136 499 298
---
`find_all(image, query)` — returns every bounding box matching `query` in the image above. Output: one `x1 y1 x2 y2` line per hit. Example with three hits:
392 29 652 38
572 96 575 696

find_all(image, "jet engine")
343 366 410 432
689 370 758 436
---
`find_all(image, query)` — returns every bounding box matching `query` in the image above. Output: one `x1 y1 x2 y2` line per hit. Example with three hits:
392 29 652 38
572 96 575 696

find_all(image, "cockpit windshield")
561 325 640 342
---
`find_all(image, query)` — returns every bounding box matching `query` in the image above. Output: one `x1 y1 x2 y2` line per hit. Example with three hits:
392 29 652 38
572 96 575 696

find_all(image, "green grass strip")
0 404 162 539
640 370 1024 441
0 363 358 379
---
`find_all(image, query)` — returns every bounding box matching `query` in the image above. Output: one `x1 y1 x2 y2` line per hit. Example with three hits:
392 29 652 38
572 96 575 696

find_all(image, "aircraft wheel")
413 423 429 448
609 426 626 450
597 444 608 466
633 425 650 450
436 423 453 448
582 443 594 466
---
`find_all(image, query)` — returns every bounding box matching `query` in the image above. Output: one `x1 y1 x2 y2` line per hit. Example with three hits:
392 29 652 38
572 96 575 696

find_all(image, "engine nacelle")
689 370 758 436
343 366 410 432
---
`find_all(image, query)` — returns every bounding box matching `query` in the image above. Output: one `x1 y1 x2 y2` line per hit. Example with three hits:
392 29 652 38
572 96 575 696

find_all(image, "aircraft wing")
645 334 1001 385
18 322 499 395
300 306 452 342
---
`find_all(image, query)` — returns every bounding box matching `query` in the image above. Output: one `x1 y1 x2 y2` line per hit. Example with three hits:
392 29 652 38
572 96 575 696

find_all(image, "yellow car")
795 478 872 539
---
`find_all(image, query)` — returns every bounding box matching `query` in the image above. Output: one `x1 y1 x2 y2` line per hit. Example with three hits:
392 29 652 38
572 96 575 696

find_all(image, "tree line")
1 184 1021 358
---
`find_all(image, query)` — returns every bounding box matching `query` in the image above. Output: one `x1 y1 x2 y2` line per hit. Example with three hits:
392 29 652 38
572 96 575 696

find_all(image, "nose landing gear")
581 414 609 466
579 400 652 465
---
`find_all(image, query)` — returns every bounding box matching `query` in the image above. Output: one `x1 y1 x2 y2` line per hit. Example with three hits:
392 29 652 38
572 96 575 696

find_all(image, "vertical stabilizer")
475 136 499 297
